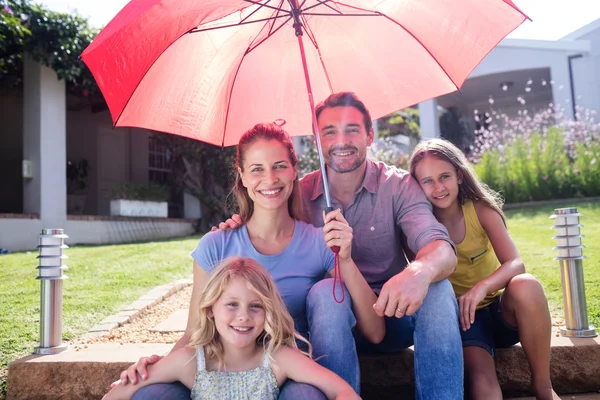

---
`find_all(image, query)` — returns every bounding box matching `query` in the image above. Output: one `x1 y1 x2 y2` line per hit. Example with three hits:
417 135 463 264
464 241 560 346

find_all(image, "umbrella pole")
292 11 333 209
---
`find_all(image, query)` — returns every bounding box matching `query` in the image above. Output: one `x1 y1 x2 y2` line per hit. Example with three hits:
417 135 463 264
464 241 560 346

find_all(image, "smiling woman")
111 122 382 400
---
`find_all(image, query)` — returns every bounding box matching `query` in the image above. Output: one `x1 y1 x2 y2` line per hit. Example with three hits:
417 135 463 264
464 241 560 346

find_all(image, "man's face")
317 106 374 173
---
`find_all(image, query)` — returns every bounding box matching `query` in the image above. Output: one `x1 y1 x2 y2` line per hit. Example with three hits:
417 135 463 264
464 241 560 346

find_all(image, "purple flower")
3 5 13 14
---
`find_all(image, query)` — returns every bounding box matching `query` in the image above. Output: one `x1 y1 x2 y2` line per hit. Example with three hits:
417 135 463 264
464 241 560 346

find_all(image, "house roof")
498 38 590 53
561 17 600 41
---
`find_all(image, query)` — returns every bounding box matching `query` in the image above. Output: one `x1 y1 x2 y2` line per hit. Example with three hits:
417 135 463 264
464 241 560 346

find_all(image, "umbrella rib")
247 15 293 54
302 0 341 14
243 0 289 12
221 47 254 147
240 0 273 24
189 14 290 33
333 0 460 91
302 12 379 16
299 13 334 94
267 0 287 37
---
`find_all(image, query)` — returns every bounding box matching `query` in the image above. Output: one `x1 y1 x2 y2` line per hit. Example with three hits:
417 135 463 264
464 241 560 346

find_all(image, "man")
299 92 463 399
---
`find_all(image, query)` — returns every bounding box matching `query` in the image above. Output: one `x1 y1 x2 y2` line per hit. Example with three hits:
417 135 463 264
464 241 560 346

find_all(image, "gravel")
70 284 566 349
71 286 192 348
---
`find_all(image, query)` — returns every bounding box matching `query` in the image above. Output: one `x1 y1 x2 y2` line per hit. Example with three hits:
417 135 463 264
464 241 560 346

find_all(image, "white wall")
569 29 600 114
0 218 42 251
66 218 195 246
0 217 195 251
470 46 577 118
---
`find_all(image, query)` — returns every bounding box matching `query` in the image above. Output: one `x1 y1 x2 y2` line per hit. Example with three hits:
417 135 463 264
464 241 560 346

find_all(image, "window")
148 136 171 184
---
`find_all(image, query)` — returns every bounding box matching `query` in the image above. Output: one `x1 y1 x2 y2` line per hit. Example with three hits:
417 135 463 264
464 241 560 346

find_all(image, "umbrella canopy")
82 0 527 147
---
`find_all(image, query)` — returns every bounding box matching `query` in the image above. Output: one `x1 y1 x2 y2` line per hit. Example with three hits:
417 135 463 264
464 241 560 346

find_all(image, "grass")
505 201 600 328
0 201 598 398
0 235 201 399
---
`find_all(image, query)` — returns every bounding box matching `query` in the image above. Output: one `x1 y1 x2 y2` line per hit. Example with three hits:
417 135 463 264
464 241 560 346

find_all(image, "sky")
38 0 600 41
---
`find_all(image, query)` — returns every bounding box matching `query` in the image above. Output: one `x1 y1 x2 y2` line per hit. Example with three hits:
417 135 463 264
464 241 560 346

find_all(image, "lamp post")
551 208 597 338
34 228 70 354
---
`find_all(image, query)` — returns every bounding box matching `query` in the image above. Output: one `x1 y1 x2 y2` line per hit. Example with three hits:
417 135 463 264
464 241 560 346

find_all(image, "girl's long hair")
188 257 311 369
233 123 307 223
409 138 506 224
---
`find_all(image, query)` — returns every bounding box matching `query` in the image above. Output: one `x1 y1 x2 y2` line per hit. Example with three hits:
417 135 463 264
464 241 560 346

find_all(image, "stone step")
7 335 600 400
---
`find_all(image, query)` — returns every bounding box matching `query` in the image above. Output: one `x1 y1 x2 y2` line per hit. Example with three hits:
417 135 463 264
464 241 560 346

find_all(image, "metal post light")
34 228 70 354
550 208 597 338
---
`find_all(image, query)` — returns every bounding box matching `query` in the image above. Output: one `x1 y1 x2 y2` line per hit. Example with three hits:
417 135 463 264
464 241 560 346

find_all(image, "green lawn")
505 201 600 328
0 235 201 399
0 201 599 398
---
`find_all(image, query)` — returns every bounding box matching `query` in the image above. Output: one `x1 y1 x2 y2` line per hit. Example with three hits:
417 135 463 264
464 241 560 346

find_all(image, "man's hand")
457 283 487 331
373 264 431 318
210 214 243 232
322 209 353 261
111 354 163 387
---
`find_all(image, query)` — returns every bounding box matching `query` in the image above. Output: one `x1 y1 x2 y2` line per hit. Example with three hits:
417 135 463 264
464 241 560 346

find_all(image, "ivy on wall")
0 0 99 96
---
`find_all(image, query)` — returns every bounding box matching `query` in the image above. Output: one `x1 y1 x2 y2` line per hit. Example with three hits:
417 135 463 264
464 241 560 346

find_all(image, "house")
1 19 597 252
418 20 597 141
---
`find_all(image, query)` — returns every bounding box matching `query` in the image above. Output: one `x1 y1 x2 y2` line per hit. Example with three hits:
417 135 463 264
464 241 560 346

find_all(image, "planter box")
110 199 168 218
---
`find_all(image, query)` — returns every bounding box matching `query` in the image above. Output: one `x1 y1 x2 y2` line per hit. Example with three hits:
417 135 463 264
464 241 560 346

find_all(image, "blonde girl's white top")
190 347 279 400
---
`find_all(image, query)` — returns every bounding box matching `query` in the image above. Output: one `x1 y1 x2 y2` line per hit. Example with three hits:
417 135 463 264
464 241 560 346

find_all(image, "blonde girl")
409 139 558 400
105 257 360 400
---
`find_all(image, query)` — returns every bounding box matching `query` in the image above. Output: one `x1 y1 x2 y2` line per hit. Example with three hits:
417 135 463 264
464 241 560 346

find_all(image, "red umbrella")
82 0 527 210
82 0 527 302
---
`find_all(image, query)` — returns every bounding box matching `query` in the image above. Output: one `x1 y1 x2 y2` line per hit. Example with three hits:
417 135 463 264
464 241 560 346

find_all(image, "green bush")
573 141 600 197
108 182 170 202
474 128 598 203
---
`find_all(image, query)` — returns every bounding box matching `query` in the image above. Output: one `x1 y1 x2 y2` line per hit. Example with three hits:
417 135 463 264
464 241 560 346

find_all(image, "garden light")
551 208 597 338
34 228 69 354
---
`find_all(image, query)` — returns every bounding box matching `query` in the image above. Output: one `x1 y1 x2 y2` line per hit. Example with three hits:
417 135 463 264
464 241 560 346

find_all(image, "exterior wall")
0 216 195 251
469 46 581 119
0 216 42 251
66 217 195 246
0 88 24 213
570 29 600 113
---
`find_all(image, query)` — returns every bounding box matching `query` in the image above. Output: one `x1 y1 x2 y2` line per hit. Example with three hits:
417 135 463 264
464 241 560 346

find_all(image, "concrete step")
507 395 600 400
7 335 600 400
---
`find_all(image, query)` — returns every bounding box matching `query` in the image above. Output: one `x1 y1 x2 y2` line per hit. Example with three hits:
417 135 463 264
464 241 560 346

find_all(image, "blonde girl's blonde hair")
409 138 506 224
233 123 307 223
188 257 311 369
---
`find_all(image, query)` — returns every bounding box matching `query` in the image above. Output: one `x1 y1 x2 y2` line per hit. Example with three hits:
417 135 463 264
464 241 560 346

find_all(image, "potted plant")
66 159 89 214
109 182 170 217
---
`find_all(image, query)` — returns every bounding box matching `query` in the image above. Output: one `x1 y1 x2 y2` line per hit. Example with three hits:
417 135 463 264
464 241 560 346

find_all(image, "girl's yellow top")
450 199 501 309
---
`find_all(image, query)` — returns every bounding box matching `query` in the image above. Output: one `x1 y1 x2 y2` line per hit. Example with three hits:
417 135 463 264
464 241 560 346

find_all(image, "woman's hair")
233 123 307 222
188 257 311 369
409 138 505 223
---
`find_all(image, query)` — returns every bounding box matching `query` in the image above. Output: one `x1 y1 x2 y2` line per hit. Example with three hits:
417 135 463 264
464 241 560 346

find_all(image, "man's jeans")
131 380 326 400
307 278 464 399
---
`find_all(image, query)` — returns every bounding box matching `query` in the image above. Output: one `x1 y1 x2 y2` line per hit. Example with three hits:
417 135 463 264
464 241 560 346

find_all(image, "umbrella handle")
325 206 340 254
326 206 344 304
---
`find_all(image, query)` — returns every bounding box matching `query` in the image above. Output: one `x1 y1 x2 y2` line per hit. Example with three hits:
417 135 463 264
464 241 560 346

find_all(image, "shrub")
471 104 600 203
109 182 170 202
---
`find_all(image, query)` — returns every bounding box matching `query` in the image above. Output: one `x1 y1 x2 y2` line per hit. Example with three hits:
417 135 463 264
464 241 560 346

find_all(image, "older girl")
410 139 558 400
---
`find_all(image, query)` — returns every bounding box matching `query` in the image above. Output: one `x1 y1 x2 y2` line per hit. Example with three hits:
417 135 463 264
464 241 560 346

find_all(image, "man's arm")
411 239 456 282
374 173 456 318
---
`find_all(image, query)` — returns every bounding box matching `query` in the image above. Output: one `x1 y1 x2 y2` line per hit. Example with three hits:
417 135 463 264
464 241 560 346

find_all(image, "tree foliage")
153 133 237 233
0 0 99 95
376 107 420 140
439 106 472 154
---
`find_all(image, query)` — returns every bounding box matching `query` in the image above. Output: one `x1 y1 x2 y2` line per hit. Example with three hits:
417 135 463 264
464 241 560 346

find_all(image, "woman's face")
239 139 297 214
